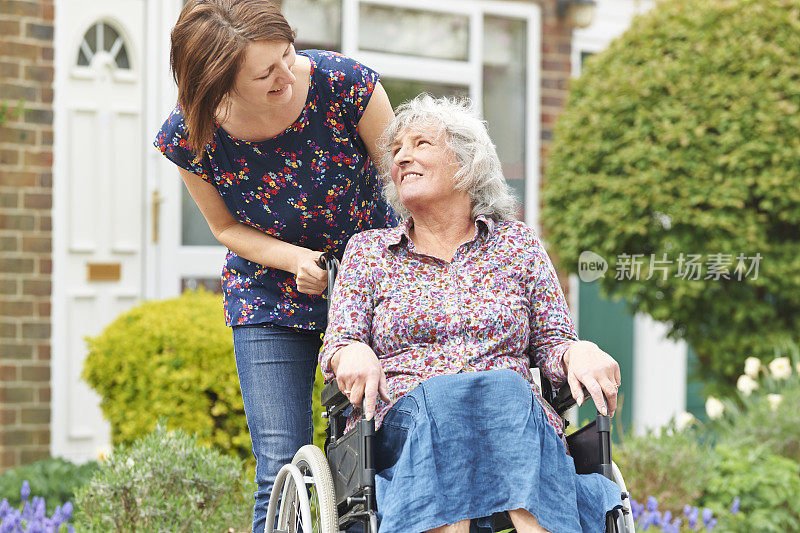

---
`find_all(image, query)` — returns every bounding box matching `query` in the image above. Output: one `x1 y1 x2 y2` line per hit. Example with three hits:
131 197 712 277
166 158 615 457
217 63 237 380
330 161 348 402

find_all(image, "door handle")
152 189 163 243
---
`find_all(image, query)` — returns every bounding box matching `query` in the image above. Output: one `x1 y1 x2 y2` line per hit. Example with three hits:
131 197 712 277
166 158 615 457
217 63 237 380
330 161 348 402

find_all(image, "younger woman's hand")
330 342 391 420
564 341 621 417
294 248 327 295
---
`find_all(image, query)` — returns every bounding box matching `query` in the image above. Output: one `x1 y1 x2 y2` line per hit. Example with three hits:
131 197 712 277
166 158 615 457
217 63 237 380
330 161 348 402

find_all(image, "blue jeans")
233 324 322 533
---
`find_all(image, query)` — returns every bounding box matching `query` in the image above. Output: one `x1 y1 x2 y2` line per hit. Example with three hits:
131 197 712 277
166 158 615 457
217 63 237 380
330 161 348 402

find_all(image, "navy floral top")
154 50 397 330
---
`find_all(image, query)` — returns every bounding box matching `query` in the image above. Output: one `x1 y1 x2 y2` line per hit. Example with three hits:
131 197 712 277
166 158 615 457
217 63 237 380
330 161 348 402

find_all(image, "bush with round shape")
542 0 800 392
82 289 252 462
74 424 251 531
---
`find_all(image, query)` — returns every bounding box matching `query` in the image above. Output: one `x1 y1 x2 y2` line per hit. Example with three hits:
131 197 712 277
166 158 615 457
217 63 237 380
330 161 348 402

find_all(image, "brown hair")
170 0 295 159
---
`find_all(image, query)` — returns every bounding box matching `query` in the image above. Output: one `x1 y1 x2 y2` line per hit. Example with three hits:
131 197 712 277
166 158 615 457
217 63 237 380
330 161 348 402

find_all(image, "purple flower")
20 481 30 502
662 510 673 526
683 504 692 517
702 507 714 527
647 496 659 512
731 497 740 514
707 518 718 531
62 501 73 521
688 506 699 529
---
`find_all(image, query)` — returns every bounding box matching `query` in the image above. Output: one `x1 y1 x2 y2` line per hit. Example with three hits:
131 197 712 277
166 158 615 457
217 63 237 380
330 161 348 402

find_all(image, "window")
76 22 130 70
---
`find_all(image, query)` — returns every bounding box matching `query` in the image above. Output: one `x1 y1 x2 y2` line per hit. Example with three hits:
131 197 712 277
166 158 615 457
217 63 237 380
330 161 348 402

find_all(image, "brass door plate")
87 262 121 282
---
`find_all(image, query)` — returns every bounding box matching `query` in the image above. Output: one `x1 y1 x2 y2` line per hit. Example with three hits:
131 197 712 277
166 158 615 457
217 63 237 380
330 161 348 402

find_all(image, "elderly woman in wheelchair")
266 95 633 533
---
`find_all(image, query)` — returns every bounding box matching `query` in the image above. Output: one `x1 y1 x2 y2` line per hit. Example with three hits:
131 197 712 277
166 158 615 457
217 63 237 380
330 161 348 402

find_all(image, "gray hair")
378 94 518 221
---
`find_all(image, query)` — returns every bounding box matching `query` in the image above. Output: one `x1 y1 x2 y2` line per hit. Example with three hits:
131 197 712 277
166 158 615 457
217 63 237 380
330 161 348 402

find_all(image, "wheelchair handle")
316 252 339 322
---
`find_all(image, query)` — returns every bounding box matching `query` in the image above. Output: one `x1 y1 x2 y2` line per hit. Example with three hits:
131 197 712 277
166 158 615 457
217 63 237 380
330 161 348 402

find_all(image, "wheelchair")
266 255 636 533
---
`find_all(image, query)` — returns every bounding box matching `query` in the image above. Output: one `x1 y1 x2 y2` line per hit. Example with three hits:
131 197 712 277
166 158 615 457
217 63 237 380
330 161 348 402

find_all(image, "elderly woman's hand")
563 341 621 417
330 342 391 420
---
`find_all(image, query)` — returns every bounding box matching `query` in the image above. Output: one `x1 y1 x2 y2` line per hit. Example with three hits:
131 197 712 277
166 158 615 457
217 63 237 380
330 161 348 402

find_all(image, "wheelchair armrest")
322 380 349 409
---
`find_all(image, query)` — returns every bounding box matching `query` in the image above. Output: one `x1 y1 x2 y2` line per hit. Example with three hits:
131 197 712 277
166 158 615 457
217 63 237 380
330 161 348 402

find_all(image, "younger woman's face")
232 40 297 108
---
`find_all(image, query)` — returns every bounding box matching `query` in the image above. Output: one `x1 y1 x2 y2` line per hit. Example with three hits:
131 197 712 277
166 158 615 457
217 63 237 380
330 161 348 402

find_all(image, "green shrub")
614 426 713 515
0 457 98 514
83 289 252 463
542 0 800 393
701 445 800 533
73 424 251 532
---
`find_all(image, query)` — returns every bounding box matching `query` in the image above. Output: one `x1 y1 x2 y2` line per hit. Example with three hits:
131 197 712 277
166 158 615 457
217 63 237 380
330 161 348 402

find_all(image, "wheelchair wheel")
272 445 338 533
610 461 636 533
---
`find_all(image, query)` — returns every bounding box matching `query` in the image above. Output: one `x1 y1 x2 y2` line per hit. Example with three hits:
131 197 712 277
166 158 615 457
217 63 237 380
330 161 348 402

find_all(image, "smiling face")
232 40 297 108
389 124 467 215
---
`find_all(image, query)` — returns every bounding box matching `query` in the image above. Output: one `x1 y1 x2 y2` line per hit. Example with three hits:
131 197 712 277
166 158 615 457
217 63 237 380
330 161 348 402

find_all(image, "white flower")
126 457 135 468
736 374 759 397
768 357 792 380
705 397 725 419
767 394 783 411
675 411 697 431
95 446 112 462
743 357 761 378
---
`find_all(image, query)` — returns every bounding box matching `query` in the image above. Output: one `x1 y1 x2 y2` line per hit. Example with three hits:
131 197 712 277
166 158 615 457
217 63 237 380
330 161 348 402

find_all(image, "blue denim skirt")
373 369 622 533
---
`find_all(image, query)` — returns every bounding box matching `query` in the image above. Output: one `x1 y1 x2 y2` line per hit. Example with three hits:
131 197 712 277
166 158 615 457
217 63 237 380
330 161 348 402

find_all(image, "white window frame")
343 0 542 230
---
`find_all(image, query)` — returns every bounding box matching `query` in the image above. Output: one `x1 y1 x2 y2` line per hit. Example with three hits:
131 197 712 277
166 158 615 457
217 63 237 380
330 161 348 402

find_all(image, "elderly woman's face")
389 125 461 213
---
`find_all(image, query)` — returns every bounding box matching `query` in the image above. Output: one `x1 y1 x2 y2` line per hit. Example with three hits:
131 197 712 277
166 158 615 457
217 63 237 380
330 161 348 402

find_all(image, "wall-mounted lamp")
557 0 598 29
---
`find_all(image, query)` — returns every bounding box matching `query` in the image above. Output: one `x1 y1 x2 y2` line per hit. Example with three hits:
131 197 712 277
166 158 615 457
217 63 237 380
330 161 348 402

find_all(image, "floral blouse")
154 50 397 330
320 216 579 435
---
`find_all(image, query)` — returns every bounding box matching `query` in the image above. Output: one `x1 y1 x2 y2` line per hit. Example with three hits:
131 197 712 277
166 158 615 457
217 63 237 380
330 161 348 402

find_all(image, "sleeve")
322 52 381 131
319 232 377 383
152 106 215 184
527 233 578 389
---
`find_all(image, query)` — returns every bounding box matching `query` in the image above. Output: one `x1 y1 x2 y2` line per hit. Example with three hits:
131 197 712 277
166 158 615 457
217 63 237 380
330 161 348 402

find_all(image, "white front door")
52 0 145 462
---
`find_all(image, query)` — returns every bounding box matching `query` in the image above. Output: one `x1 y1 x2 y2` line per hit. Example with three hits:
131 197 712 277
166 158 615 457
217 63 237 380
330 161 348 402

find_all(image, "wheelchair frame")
266 253 636 533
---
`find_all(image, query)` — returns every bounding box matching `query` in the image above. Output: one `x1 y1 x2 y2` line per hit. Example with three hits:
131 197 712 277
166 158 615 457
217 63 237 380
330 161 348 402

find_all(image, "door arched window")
76 21 130 70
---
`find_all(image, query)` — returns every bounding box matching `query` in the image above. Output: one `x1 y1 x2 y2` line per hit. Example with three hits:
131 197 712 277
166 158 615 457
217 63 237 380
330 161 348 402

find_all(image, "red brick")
36 344 50 361
37 385 50 402
0 213 35 231
0 300 34 317
22 279 50 297
542 59 570 73
0 408 17 425
38 172 52 187
0 387 34 405
24 108 53 125
0 235 19 251
0 191 19 208
0 278 18 295
25 23 53 41
0 320 17 337
0 61 20 78
20 365 49 382
0 41 39 61
39 214 51 231
33 429 50 446
0 148 19 165
0 342 33 359
0 450 18 470
40 46 54 61
40 88 53 105
40 2 54 21
0 1 39 17
21 322 50 339
23 191 52 209
21 449 50 464
38 258 51 274
0 126 36 146
0 19 20 36
0 258 34 275
36 301 50 317
0 364 18 381
21 236 50 253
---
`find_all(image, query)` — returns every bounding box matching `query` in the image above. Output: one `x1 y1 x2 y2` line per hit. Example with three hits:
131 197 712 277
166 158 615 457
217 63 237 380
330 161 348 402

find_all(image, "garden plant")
542 0 800 392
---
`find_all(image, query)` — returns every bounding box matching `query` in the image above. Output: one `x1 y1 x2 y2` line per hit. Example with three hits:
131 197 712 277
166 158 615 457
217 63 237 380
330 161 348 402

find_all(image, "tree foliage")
542 0 800 391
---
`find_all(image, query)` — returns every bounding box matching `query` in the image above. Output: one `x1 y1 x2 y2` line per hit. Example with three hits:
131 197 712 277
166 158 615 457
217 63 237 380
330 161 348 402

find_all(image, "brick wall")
0 0 54 471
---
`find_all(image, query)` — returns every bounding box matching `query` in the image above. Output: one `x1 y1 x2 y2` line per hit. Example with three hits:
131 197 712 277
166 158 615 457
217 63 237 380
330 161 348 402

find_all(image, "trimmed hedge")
83 290 252 461
542 0 800 391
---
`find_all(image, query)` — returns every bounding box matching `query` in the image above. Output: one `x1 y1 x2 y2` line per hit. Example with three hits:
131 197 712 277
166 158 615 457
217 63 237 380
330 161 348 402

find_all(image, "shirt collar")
385 214 496 250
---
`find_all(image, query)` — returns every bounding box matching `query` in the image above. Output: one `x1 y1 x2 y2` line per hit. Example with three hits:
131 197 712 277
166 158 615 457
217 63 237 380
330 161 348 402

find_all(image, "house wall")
0 0 55 471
